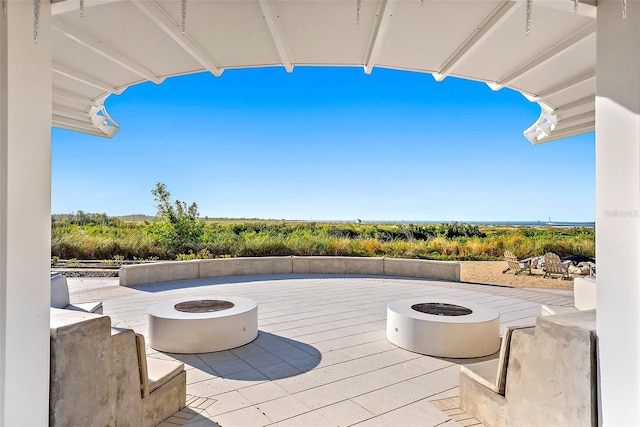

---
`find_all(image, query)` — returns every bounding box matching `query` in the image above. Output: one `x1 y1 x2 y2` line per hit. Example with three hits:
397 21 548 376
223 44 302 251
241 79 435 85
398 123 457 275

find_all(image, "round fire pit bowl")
148 296 258 353
386 298 500 358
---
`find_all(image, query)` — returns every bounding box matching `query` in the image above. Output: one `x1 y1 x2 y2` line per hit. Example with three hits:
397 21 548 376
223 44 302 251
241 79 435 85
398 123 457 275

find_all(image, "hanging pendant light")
80 0 85 17
33 0 41 44
181 0 187 34
525 0 532 35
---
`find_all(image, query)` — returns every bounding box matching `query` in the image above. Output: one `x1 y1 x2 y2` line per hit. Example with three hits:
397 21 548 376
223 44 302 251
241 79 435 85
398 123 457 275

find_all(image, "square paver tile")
256 395 311 422
187 378 235 398
293 382 350 409
257 362 302 380
277 400 374 427
202 391 252 417
231 343 270 359
243 353 286 369
211 406 273 427
223 369 270 389
271 346 319 361
239 381 289 404
352 400 450 427
198 351 242 367
187 369 219 385
284 355 321 372
210 358 255 376
352 380 440 415
272 373 324 394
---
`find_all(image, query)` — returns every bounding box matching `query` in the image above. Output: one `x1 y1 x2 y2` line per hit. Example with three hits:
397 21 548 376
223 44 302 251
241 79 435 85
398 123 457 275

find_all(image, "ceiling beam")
556 110 594 126
539 0 596 19
556 95 594 114
51 114 108 136
51 0 120 16
258 0 294 73
534 121 595 144
52 115 112 137
52 103 94 122
535 69 595 99
496 22 596 88
554 120 596 136
363 0 396 75
52 115 94 130
52 62 122 94
433 0 519 81
52 19 164 84
52 89 98 107
132 0 223 77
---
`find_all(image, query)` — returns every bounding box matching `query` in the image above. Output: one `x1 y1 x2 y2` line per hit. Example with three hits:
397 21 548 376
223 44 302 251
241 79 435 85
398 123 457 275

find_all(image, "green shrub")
52 213 594 262
146 183 204 256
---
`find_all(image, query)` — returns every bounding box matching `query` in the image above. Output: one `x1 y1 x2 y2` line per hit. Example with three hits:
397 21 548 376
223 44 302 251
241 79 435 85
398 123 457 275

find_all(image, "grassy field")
51 214 595 262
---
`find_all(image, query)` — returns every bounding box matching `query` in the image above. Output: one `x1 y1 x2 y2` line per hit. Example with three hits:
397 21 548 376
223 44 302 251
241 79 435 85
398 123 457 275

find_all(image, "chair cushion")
146 357 185 393
461 359 500 392
574 276 597 311
51 273 71 308
66 302 103 314
459 325 535 395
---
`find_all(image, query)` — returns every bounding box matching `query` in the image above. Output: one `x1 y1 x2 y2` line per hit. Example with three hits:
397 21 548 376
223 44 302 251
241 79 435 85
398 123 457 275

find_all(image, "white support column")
596 1 640 425
0 1 52 426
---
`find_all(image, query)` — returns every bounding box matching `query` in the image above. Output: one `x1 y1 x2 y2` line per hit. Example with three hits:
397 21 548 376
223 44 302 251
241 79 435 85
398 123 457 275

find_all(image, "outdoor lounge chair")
51 272 102 313
50 309 186 427
459 311 597 426
541 275 597 315
460 325 535 395
133 332 187 427
501 251 532 275
543 252 570 280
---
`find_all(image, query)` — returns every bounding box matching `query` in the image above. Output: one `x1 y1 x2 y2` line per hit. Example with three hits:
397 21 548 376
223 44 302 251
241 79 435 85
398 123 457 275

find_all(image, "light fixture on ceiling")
182 0 187 34
526 0 532 35
33 0 40 43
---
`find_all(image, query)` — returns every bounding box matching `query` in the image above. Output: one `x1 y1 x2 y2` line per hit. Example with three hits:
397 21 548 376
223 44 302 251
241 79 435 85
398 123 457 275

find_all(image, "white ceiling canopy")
50 0 597 143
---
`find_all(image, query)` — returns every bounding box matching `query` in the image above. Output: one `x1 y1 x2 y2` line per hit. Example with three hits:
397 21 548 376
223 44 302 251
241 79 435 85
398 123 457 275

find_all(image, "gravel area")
460 261 576 290
52 268 119 278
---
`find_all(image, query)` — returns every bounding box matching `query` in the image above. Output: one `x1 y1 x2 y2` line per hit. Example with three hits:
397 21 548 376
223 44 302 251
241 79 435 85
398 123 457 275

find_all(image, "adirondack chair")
502 250 532 275
543 252 570 279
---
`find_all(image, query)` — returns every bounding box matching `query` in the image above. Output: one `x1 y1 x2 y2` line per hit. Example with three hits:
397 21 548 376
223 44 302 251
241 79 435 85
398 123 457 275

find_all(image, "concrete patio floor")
68 274 575 427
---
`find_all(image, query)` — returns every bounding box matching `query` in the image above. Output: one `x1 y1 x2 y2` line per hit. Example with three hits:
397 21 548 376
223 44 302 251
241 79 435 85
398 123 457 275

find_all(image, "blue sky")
51 67 595 222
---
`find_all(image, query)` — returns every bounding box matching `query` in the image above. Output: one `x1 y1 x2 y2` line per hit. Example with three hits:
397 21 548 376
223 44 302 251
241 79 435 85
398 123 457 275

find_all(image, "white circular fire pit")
386 298 500 358
148 296 258 353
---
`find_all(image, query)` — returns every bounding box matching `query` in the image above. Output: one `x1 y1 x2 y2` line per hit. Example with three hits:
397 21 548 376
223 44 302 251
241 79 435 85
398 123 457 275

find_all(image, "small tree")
148 182 204 255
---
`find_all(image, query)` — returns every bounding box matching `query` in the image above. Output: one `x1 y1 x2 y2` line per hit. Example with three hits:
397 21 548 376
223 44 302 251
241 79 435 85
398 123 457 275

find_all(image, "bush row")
51 218 595 262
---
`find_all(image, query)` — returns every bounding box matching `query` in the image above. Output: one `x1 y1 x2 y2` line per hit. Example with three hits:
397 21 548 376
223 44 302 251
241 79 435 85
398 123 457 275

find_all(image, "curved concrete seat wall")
120 260 200 287
291 256 384 276
200 256 293 278
119 256 460 287
383 258 460 282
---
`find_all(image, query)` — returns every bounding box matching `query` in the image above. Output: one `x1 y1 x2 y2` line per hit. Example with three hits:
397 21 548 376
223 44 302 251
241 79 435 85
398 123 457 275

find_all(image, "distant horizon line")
52 213 595 226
